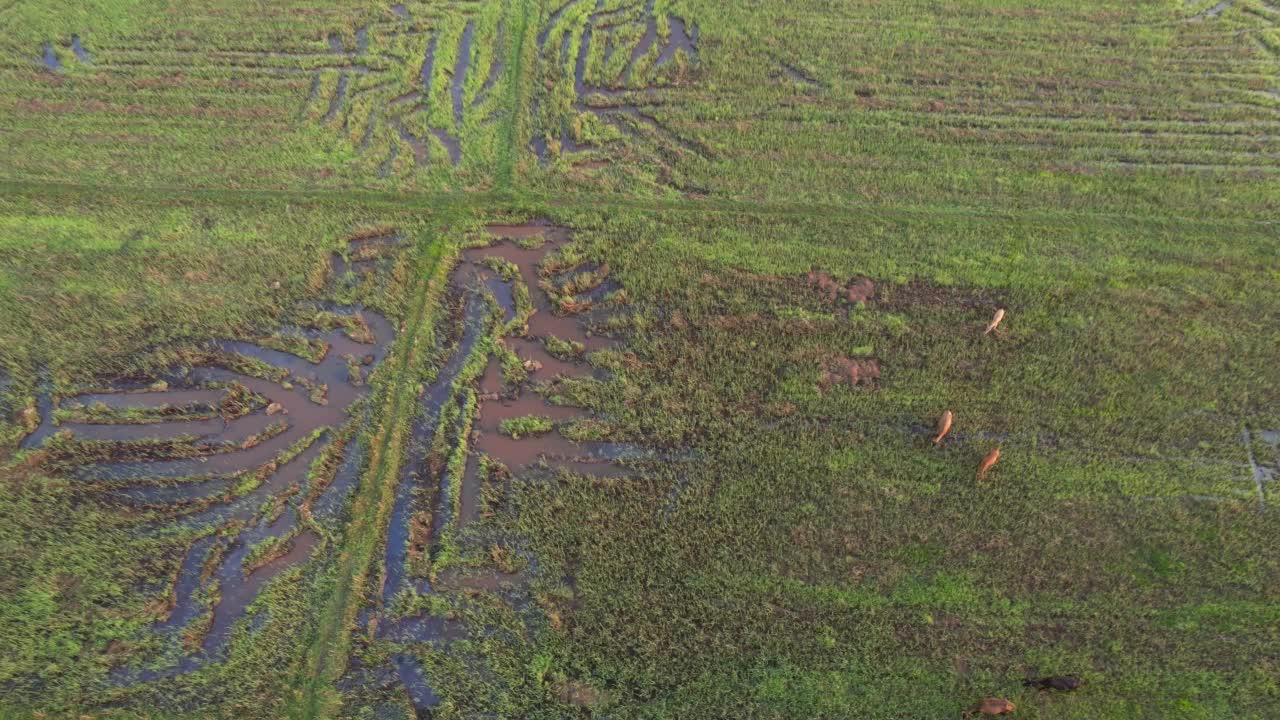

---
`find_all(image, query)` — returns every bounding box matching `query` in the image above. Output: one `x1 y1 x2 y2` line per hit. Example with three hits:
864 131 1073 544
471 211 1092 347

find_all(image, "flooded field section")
17 232 406 683
339 220 686 717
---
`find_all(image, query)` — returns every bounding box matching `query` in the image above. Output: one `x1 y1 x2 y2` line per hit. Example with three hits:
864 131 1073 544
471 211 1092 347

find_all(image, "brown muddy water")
19 234 408 685
359 219 660 713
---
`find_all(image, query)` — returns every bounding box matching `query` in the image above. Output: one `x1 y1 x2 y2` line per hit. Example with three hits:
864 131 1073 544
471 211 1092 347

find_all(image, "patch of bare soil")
879 279 1007 312
819 356 881 389
806 268 877 305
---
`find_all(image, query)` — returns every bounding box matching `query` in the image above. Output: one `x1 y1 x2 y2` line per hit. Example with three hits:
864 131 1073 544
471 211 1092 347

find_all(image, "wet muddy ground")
344 219 691 715
532 0 703 165
297 6 502 175
23 0 705 179
19 233 404 683
40 4 501 176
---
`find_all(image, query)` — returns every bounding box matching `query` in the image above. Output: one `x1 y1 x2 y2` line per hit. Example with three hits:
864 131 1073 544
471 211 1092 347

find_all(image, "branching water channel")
340 220 690 716
9 215 700 712
20 233 405 684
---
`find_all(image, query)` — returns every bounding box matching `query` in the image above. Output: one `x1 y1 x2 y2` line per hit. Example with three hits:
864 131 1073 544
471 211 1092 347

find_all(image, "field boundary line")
0 178 1275 230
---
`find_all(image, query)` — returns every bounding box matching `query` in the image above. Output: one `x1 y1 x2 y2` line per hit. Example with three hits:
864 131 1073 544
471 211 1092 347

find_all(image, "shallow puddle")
430 128 461 166
624 0 659 81
655 16 697 68
530 135 550 164
397 124 429 165
509 337 587 379
457 452 483 525
324 72 349 122
203 510 318 654
41 41 62 71
420 33 437 96
311 434 365 523
394 654 440 713
482 273 517 325
382 293 488 605
539 0 586 48
356 220 654 711
452 21 475 127
71 387 225 411
71 35 91 62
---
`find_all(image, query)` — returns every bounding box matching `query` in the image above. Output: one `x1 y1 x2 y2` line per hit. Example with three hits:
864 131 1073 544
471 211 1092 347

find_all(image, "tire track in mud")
297 4 509 176
530 0 705 169
30 5 509 178
336 220 688 717
17 233 406 687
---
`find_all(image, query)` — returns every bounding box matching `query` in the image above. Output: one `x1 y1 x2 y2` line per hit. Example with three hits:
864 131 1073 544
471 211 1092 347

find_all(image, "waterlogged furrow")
19 234 405 687
530 0 703 167
24 5 506 182
339 220 693 714
295 4 507 176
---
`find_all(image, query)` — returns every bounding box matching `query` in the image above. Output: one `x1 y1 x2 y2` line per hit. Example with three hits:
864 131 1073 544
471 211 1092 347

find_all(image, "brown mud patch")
878 279 1008 312
806 268 876 304
460 222 634 478
819 356 881 390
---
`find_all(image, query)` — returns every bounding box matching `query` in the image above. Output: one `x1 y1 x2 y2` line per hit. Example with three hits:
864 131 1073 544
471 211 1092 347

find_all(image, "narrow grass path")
291 237 450 720
294 4 537 714
494 0 536 191
1 177 1272 231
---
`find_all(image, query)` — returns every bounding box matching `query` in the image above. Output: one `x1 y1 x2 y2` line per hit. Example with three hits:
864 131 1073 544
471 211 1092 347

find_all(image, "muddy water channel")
344 220 669 716
20 235 403 683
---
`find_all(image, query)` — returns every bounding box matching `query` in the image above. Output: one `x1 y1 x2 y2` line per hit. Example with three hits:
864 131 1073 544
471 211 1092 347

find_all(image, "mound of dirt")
805 268 876 305
820 356 880 389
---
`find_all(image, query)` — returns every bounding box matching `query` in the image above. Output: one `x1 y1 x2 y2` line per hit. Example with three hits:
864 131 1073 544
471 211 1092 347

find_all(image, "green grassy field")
0 0 1277 718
